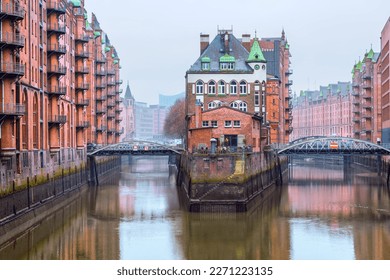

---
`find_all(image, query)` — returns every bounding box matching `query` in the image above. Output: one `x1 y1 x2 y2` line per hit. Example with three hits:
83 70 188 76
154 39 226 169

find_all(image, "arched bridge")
277 137 390 155
88 140 184 156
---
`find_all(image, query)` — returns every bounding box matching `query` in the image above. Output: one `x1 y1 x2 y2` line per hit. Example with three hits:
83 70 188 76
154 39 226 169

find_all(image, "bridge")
87 140 184 156
275 136 390 155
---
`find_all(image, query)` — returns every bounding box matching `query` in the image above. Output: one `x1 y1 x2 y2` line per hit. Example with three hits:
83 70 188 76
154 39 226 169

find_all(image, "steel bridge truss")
277 137 390 155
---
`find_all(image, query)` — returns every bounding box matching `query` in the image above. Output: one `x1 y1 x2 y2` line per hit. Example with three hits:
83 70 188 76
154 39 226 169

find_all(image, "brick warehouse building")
0 0 122 191
381 17 390 143
185 28 292 152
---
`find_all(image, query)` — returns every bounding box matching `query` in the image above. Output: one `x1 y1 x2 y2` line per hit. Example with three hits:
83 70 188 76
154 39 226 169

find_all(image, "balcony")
115 107 123 113
48 115 67 124
362 74 372 80
107 101 115 108
116 79 123 85
76 121 90 129
115 99 122 104
96 95 106 101
362 104 372 109
353 110 360 114
115 117 123 122
107 112 116 119
46 1 66 14
0 2 25 20
75 34 89 43
47 43 66 55
285 69 293 75
95 83 106 89
75 98 90 107
107 91 116 97
75 66 90 74
0 103 25 117
352 83 359 88
363 84 371 89
285 80 293 86
0 32 25 48
107 80 116 86
75 83 89 91
47 23 66 34
362 94 372 99
96 106 107 114
353 118 360 123
47 85 66 96
96 125 107 132
47 64 66 75
107 69 115 75
75 50 90 59
95 69 106 76
116 89 123 94
362 114 373 119
0 62 25 77
96 56 106 64
351 91 359 96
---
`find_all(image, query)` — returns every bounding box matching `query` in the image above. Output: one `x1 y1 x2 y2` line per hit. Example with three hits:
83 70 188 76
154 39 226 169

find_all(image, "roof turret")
247 39 266 63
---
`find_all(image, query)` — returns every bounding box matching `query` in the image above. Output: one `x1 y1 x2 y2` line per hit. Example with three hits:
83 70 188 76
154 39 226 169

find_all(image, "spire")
247 38 266 63
125 82 133 99
281 28 285 40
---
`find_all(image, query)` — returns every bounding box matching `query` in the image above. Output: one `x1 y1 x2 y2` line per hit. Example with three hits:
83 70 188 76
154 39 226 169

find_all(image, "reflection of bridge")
88 141 184 156
276 137 390 155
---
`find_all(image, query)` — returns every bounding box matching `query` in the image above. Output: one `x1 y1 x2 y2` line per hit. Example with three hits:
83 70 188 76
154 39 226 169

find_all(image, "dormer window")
219 54 235 70
201 56 210 71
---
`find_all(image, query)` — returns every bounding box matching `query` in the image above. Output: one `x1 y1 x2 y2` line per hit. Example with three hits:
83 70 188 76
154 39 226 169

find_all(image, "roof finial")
255 29 257 39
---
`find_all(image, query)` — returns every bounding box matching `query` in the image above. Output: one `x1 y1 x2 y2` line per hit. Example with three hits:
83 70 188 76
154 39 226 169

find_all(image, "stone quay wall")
177 149 287 212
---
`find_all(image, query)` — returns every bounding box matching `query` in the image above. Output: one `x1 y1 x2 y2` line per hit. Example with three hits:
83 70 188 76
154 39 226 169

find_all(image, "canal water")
0 156 389 260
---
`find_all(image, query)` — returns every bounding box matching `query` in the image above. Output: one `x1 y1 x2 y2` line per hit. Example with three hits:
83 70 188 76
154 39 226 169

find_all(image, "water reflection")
0 156 389 260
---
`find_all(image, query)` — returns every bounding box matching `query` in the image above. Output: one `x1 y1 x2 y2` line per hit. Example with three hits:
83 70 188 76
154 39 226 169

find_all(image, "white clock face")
254 64 260 70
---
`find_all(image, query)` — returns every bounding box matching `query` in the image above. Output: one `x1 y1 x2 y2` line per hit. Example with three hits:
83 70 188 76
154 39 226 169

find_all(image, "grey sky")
85 0 390 104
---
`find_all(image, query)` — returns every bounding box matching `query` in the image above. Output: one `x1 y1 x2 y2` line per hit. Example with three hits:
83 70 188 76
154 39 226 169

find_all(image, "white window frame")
233 120 241 127
224 120 232 127
202 121 209 127
230 80 237 95
196 80 204 94
211 120 218 127
218 81 225 95
208 81 216 94
240 81 247 95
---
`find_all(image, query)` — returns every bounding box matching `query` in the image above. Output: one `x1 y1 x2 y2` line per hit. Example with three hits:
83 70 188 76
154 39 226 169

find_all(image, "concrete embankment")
0 157 120 245
177 150 287 212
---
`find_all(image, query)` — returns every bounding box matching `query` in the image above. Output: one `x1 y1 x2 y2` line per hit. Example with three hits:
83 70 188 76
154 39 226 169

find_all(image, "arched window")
218 80 225 95
240 80 247 94
239 101 248 112
22 89 28 150
208 80 216 94
208 102 217 109
230 102 239 109
33 93 38 149
230 80 237 95
196 80 204 94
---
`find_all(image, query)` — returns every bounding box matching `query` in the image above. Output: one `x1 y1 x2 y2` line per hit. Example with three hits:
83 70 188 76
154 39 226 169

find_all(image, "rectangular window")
233 120 241 127
211 120 218 127
202 121 209 127
225 120 232 127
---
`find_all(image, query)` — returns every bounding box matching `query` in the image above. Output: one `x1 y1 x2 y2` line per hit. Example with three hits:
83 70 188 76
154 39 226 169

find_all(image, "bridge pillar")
343 155 352 183
377 155 382 175
88 156 99 187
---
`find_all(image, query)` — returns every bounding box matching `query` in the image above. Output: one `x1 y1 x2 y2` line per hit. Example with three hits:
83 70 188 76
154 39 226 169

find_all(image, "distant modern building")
159 92 185 108
134 102 167 140
381 17 390 143
291 82 353 141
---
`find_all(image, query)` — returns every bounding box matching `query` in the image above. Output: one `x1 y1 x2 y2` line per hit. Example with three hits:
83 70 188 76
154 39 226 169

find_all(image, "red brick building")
185 28 268 152
381 17 390 143
0 0 122 191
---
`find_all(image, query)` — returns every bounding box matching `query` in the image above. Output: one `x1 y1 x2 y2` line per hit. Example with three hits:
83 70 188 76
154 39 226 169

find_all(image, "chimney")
242 34 251 52
200 34 209 54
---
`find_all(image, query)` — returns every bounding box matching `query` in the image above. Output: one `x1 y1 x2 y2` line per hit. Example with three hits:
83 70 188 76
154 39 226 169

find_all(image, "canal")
0 155 389 260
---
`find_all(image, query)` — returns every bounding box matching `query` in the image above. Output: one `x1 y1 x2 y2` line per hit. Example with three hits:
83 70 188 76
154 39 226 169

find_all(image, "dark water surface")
0 156 389 260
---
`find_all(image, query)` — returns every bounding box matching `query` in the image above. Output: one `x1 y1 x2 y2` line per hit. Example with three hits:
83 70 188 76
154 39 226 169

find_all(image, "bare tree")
164 98 186 140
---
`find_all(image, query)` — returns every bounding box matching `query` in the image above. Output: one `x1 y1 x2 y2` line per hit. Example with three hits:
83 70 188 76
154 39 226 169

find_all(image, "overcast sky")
85 0 390 105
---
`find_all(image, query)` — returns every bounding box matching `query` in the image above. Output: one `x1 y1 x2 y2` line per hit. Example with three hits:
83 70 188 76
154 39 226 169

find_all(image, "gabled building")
185 28 268 152
120 82 135 141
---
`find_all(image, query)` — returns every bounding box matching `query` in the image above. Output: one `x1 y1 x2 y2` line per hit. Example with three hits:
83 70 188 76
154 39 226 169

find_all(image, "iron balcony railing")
115 117 123 122
285 69 293 75
107 101 115 107
75 50 90 58
0 2 25 19
47 43 66 54
46 1 66 14
115 107 123 113
75 99 90 106
96 125 107 132
96 95 107 101
95 83 106 89
95 69 106 76
107 69 115 75
75 34 90 43
0 32 25 47
107 80 116 86
96 107 107 114
107 91 116 97
47 85 66 96
75 66 90 74
0 62 25 76
116 89 123 94
76 121 90 128
0 103 25 116
107 113 116 119
75 83 89 90
47 64 66 75
47 23 66 34
48 115 67 124
96 56 106 63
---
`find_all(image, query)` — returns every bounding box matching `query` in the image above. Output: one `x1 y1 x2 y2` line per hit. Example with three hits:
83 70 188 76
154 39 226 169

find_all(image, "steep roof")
187 33 253 73
247 39 266 63
124 82 134 99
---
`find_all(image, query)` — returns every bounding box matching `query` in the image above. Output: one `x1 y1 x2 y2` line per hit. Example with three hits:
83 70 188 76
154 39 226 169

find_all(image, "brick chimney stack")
242 34 251 52
200 34 209 54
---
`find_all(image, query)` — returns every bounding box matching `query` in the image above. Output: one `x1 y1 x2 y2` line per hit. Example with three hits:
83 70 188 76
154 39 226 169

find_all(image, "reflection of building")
291 82 353 141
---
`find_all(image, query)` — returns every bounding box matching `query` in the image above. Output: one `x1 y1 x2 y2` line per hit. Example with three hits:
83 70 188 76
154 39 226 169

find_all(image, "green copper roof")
219 53 235 63
84 12 88 20
366 48 375 60
105 46 110 52
114 60 119 64
70 0 81 7
247 39 266 63
201 56 210 63
94 31 101 38
356 60 363 71
285 42 290 49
